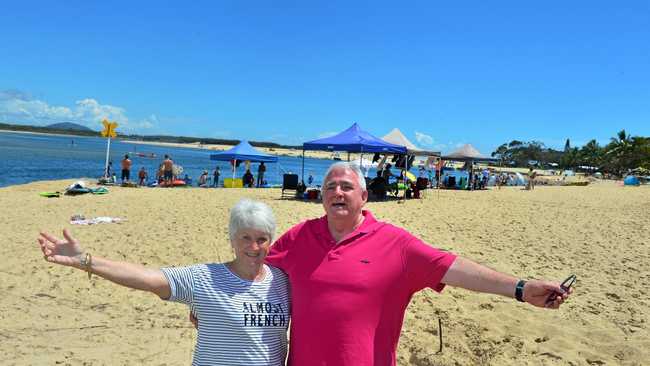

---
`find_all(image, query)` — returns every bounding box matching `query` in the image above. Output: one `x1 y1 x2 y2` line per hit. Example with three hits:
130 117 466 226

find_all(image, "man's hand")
38 229 84 268
190 312 198 329
523 279 573 309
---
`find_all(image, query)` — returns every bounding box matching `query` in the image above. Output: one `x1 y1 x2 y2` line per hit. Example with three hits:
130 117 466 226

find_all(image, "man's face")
322 167 368 221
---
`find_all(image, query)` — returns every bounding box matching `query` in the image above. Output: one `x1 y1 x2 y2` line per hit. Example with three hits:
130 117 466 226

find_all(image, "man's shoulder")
275 216 323 244
361 215 418 244
375 221 415 238
287 216 322 233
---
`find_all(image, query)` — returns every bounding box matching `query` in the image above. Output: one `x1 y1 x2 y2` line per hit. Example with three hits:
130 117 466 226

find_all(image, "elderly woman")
37 199 290 366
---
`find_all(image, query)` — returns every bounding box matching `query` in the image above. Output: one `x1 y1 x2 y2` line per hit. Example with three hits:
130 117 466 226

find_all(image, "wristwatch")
515 279 527 302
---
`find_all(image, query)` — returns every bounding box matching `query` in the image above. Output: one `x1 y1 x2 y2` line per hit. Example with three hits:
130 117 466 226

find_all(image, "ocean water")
0 131 380 188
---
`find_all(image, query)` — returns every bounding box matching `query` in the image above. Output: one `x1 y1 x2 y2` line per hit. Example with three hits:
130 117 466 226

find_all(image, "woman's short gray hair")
322 162 366 192
229 199 277 242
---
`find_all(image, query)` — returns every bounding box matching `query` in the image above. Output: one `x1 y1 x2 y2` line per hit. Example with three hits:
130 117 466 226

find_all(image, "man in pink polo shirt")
264 162 572 366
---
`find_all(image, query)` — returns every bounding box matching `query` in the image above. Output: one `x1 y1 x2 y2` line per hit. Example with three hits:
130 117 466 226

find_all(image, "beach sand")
1 180 648 365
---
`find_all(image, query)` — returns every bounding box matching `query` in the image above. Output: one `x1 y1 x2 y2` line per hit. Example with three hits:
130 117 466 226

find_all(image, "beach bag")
65 181 92 195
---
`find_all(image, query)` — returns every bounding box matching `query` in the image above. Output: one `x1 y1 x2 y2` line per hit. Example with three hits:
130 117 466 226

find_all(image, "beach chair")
281 174 299 198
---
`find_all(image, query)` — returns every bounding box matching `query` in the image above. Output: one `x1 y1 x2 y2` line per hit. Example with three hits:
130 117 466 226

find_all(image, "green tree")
509 140 523 149
579 139 602 168
637 137 650 170
491 143 509 166
560 147 579 170
604 130 634 175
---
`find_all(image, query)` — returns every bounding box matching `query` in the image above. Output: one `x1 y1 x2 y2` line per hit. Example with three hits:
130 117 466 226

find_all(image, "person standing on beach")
162 155 174 185
138 167 148 186
37 199 290 366
105 161 113 179
497 171 508 189
481 168 489 189
257 162 266 187
121 154 132 183
253 162 572 366
213 166 221 187
527 167 537 190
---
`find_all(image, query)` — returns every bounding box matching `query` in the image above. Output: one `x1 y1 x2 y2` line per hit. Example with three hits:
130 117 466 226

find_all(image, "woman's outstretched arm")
38 229 171 299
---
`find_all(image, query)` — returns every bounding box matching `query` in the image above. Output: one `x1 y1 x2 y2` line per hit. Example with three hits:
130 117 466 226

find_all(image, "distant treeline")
491 130 650 176
125 134 301 150
0 122 100 137
0 122 301 150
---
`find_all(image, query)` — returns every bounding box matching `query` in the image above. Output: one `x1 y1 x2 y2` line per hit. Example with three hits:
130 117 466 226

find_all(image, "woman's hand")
38 229 171 297
38 229 84 268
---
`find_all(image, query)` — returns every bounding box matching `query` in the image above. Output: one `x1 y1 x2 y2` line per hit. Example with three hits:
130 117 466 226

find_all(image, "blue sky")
1 1 648 154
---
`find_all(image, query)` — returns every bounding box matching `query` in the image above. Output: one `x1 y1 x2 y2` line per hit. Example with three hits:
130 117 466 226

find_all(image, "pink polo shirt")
266 210 457 366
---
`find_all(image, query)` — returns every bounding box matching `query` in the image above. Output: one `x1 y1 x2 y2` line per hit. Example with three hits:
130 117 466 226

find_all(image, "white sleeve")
160 265 196 305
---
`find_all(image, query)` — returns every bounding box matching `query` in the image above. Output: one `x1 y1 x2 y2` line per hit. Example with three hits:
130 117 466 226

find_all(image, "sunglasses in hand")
545 274 576 305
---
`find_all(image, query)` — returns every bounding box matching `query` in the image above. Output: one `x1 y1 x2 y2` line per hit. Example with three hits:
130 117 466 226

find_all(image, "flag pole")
104 137 111 178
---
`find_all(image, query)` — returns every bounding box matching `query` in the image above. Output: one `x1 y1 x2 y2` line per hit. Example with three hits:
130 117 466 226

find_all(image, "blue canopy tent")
303 123 407 153
301 123 407 181
210 140 278 184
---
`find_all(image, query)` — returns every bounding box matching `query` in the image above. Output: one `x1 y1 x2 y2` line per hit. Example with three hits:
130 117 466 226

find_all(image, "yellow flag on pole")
101 119 118 138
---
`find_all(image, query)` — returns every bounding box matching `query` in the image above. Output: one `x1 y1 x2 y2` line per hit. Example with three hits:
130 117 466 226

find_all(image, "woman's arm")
38 229 171 299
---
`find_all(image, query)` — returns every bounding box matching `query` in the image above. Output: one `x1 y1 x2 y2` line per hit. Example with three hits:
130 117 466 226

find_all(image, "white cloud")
0 90 156 133
72 98 129 129
120 114 157 134
414 131 434 147
317 131 337 139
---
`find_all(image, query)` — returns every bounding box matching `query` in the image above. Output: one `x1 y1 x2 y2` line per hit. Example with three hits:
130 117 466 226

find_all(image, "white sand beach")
1 180 648 365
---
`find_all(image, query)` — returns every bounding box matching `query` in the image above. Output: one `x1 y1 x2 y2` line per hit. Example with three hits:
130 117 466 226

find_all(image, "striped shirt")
161 263 290 366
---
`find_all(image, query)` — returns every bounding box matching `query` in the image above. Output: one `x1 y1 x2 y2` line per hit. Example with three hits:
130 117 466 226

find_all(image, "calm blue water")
0 131 383 188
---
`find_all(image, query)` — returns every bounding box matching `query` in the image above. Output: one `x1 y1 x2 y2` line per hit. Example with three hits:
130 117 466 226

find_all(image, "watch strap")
515 279 527 302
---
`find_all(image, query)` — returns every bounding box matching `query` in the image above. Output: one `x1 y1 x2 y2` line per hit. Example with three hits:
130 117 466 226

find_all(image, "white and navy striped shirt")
161 264 290 366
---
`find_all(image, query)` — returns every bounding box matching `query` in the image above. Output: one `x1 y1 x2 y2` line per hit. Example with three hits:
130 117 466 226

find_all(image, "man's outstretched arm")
441 257 572 309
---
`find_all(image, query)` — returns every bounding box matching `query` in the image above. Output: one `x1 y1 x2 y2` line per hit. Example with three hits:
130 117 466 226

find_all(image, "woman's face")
231 228 272 266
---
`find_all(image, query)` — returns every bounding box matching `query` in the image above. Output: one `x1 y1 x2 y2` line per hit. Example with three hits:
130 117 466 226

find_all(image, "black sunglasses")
545 274 576 305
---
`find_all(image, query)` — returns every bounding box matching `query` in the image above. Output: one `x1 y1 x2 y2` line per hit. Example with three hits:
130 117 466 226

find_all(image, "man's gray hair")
322 161 367 192
229 199 277 242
